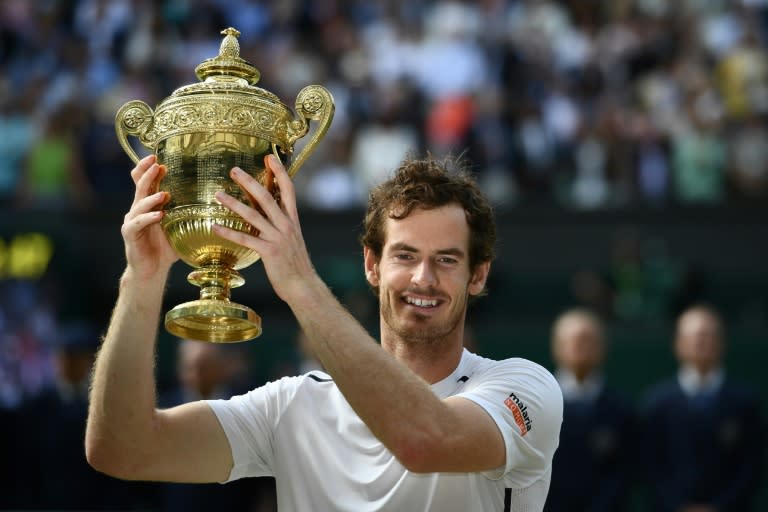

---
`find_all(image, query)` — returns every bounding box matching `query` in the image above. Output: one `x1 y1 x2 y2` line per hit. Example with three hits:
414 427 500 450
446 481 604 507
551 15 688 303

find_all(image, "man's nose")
412 259 438 287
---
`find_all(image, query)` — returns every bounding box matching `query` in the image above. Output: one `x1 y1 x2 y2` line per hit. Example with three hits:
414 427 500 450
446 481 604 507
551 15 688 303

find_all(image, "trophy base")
165 299 262 343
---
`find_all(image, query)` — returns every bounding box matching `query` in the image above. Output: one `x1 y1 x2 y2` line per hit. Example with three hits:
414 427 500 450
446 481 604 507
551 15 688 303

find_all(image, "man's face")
364 204 489 346
552 316 604 379
675 310 723 374
178 341 226 397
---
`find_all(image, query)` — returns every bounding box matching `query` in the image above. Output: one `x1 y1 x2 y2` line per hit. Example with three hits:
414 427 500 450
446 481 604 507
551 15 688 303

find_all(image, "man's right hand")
122 154 178 280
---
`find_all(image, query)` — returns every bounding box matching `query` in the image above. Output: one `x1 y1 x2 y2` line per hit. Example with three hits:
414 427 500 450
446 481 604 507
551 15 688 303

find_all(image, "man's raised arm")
85 155 232 483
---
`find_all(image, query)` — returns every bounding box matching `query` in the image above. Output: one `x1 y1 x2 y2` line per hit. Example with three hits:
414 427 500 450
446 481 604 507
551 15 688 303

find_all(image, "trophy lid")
168 26 282 105
195 27 261 85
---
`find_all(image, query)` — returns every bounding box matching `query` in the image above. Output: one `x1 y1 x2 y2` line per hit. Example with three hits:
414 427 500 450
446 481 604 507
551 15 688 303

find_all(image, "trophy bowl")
115 28 334 343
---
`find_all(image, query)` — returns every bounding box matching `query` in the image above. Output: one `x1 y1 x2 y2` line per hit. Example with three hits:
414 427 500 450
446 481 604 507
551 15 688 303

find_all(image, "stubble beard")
380 289 468 348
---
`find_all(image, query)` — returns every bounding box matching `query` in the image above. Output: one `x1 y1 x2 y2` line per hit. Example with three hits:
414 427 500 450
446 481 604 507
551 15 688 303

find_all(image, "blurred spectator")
0 279 59 408
350 78 423 190
609 229 683 324
715 26 768 119
14 320 153 510
301 133 365 210
0 91 38 204
726 113 768 199
632 113 672 206
640 304 765 512
17 102 92 210
671 88 727 204
154 339 276 512
567 126 611 209
545 308 636 512
570 228 687 325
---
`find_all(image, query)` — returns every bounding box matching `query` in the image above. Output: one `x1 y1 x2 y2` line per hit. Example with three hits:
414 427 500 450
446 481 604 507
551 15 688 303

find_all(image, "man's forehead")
382 205 470 251
385 203 468 227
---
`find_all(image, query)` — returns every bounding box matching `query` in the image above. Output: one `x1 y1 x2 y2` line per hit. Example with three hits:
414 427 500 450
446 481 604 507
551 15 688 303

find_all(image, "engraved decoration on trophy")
115 28 334 343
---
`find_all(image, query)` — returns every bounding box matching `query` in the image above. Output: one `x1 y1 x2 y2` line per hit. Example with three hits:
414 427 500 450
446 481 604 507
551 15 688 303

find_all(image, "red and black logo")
504 392 532 436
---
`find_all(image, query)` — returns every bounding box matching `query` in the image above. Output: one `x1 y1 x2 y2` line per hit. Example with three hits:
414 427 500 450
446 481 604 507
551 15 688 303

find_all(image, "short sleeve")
456 359 563 485
207 375 302 482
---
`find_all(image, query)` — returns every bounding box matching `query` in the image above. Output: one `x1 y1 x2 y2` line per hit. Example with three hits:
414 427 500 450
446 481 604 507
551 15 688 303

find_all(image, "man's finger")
266 154 297 219
130 154 157 185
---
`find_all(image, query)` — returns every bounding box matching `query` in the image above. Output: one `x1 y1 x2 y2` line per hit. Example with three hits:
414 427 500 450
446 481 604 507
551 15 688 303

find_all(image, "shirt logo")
504 392 532 436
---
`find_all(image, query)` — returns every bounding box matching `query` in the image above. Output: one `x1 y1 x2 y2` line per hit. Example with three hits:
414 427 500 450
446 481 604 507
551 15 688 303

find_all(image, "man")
86 153 563 511
641 305 765 512
154 340 274 512
545 309 636 512
18 321 153 510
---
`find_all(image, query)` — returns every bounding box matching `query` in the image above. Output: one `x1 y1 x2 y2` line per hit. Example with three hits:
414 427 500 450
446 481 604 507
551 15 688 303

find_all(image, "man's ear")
468 261 491 296
363 246 380 286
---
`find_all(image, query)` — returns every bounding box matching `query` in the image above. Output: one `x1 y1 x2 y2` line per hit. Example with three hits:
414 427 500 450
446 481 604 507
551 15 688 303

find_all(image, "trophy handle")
115 100 156 164
286 85 335 178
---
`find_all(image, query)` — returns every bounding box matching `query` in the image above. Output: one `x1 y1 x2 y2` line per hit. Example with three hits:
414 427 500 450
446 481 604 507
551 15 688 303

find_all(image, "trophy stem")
188 266 244 301
164 265 262 343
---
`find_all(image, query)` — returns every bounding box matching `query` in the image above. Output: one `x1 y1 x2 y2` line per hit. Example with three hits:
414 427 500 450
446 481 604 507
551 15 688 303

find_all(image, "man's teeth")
406 297 438 307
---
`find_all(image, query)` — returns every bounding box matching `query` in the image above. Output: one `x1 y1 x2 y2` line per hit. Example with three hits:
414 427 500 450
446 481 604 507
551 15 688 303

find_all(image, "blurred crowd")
2 0 768 211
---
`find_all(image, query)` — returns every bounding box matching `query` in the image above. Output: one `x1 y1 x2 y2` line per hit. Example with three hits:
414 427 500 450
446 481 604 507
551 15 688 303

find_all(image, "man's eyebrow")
389 242 418 252
436 247 466 258
389 242 466 258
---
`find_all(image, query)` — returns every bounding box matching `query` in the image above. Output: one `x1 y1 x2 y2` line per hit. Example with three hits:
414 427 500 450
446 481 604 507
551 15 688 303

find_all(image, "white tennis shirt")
208 349 563 511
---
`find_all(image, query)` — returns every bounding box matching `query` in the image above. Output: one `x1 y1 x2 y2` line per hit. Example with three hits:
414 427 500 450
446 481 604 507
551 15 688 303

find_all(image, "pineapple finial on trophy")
220 27 241 57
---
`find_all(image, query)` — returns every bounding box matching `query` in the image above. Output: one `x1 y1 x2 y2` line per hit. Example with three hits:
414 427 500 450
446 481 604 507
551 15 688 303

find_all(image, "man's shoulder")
468 353 557 386
461 353 562 414
235 371 339 402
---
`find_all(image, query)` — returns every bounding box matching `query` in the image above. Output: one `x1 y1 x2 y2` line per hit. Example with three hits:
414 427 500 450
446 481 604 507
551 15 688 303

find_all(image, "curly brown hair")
360 154 496 271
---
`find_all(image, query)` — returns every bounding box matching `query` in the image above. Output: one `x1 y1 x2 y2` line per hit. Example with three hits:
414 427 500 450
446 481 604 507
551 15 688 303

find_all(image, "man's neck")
382 335 465 384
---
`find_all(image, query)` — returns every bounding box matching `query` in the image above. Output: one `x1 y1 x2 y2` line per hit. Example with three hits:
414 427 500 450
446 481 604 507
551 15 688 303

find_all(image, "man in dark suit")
545 308 636 512
154 339 276 512
15 321 153 510
641 304 765 512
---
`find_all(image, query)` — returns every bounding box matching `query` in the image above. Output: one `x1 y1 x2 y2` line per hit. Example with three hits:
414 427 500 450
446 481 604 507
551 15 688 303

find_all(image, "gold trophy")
115 28 334 343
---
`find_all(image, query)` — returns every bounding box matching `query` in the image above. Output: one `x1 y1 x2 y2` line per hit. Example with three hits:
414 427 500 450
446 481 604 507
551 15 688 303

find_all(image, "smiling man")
86 153 563 511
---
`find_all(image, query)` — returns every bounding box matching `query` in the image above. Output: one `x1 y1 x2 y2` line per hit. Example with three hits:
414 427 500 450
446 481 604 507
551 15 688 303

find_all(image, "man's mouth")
403 296 439 308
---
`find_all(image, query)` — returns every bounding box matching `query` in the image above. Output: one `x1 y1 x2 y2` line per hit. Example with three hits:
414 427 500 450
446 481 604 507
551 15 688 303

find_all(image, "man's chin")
396 322 449 346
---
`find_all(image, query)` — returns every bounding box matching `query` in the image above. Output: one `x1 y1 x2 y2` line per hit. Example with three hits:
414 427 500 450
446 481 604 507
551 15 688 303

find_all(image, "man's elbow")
392 434 443 473
85 434 143 480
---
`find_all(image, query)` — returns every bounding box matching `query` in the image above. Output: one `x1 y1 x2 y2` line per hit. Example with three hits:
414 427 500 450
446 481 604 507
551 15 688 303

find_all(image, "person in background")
153 339 276 512
545 308 636 512
640 304 765 512
16 321 152 510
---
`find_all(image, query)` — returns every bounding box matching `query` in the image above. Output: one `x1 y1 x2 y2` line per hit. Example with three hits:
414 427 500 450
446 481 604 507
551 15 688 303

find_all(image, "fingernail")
231 167 243 176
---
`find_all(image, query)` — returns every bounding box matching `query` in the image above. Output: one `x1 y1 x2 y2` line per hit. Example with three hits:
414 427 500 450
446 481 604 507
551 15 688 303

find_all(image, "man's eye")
438 257 458 264
395 253 414 260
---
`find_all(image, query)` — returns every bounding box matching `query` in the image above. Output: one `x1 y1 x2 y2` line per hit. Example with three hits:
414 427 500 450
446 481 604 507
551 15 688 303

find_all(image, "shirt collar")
556 368 603 402
678 365 724 396
431 348 472 398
